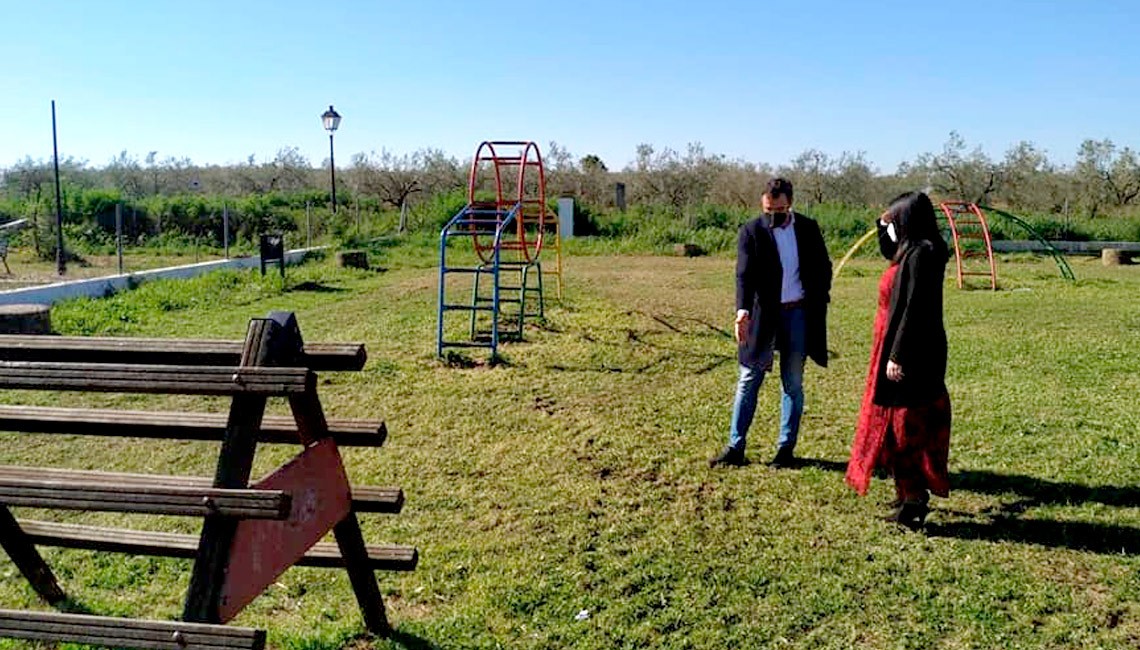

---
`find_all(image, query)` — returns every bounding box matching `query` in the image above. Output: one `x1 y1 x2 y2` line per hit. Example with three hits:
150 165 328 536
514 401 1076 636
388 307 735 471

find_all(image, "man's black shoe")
768 447 797 468
708 447 746 468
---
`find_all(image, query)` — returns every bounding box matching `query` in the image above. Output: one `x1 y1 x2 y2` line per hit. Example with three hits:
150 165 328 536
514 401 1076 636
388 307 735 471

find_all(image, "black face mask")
766 211 790 228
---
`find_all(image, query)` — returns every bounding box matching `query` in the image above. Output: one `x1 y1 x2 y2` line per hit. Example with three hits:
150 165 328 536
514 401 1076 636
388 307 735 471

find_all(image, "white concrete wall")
0 248 316 307
991 240 1140 254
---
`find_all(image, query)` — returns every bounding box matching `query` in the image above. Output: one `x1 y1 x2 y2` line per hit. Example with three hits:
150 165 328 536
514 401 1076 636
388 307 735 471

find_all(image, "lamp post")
321 105 341 214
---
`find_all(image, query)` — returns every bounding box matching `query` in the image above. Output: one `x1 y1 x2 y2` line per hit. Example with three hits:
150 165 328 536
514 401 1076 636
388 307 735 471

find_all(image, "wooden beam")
0 405 387 447
0 467 402 514
0 362 313 396
0 477 290 519
0 336 366 371
0 609 265 650
18 520 418 571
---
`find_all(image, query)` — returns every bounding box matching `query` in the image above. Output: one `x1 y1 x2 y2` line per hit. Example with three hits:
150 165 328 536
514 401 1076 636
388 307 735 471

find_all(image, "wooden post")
334 512 390 635
1102 248 1130 266
223 203 230 260
280 309 390 635
0 505 67 605
182 317 286 623
0 304 52 334
336 250 368 269
290 387 391 635
30 204 41 258
115 203 123 275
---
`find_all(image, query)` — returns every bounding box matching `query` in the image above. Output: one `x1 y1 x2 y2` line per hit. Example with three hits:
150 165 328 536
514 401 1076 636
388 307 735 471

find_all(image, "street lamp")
321 105 341 214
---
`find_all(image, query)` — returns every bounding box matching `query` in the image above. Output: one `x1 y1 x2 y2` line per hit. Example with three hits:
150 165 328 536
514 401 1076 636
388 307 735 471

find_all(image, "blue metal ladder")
437 203 544 359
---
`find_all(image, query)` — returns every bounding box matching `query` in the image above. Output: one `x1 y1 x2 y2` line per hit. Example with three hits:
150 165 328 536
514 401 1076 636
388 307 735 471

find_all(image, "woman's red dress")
846 263 952 498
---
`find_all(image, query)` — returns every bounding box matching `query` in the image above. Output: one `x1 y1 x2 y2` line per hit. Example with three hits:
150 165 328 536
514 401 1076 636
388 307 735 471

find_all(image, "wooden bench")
0 334 366 369
0 405 388 446
0 312 416 647
0 609 266 650
0 465 404 514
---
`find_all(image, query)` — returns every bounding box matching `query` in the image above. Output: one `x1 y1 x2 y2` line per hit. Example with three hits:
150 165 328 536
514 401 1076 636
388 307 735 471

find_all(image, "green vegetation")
0 238 1136 649
5 132 1140 268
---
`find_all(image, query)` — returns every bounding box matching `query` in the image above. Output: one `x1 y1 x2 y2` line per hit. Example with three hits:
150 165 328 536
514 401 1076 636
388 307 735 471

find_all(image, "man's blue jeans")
728 306 806 454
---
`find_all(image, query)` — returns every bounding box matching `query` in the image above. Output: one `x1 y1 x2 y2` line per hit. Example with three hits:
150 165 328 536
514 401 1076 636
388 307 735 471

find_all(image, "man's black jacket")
735 213 832 368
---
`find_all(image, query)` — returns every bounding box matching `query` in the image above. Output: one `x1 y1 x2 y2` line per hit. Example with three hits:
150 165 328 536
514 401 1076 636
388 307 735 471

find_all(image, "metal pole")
30 204 40 257
329 133 337 214
51 100 65 275
223 203 230 259
306 201 312 248
115 203 123 274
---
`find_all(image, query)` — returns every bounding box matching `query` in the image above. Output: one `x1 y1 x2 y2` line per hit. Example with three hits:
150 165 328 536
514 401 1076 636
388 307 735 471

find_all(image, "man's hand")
734 309 750 344
886 360 904 382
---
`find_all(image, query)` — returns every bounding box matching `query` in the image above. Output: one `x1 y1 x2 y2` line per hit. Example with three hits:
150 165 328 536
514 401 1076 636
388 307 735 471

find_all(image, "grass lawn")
0 247 233 290
0 243 1137 649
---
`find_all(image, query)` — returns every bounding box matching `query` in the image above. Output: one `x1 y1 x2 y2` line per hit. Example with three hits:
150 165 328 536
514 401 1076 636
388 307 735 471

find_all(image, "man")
710 177 832 468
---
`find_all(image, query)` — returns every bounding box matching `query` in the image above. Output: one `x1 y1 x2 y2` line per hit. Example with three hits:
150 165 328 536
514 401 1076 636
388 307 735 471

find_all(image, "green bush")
417 188 471 233
5 184 1140 262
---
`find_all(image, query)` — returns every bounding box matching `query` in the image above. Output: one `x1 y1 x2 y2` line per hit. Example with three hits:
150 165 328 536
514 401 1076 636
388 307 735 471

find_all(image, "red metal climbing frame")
938 201 997 290
467 141 549 264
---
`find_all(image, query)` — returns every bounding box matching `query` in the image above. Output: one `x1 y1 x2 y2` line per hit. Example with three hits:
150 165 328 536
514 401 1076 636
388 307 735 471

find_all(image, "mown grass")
0 238 1137 649
0 247 248 292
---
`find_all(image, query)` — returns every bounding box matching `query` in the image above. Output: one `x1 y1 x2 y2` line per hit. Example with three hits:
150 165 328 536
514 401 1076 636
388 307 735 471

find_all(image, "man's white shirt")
772 213 804 304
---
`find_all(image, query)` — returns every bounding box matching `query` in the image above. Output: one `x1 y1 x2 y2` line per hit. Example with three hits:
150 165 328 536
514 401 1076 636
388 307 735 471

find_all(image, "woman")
846 191 951 530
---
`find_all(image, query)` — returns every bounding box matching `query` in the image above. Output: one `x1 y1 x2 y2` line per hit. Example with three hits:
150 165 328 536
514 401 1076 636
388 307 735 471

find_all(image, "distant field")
0 245 1136 650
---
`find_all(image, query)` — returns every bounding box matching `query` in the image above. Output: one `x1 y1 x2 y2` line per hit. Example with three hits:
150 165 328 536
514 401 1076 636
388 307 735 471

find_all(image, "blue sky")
3 0 1137 172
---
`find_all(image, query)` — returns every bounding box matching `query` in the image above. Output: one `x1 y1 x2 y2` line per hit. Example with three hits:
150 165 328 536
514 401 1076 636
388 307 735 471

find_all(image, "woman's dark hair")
885 191 948 263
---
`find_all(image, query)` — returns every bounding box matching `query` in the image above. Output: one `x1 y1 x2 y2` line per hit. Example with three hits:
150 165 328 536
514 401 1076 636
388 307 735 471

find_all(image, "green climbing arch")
979 205 1075 281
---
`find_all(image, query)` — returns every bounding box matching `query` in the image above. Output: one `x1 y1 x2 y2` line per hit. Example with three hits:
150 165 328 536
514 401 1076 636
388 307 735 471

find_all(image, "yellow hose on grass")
833 228 878 280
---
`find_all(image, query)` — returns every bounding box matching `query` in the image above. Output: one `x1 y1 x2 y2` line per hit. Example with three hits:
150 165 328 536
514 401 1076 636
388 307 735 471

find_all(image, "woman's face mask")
886 222 899 243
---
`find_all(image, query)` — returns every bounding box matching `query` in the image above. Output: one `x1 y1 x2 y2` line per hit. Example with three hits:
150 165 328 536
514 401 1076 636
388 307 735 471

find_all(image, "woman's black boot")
884 501 928 531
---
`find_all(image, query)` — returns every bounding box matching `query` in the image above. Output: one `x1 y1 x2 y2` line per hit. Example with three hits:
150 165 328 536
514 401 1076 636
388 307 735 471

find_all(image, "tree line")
2 131 1138 253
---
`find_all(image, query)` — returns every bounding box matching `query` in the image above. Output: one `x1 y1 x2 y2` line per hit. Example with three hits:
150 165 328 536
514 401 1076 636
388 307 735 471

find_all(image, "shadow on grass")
797 458 1140 508
441 351 480 369
924 518 1140 555
546 347 734 375
546 313 737 374
288 281 347 293
54 598 95 615
440 350 513 369
951 470 1140 508
795 457 1140 555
